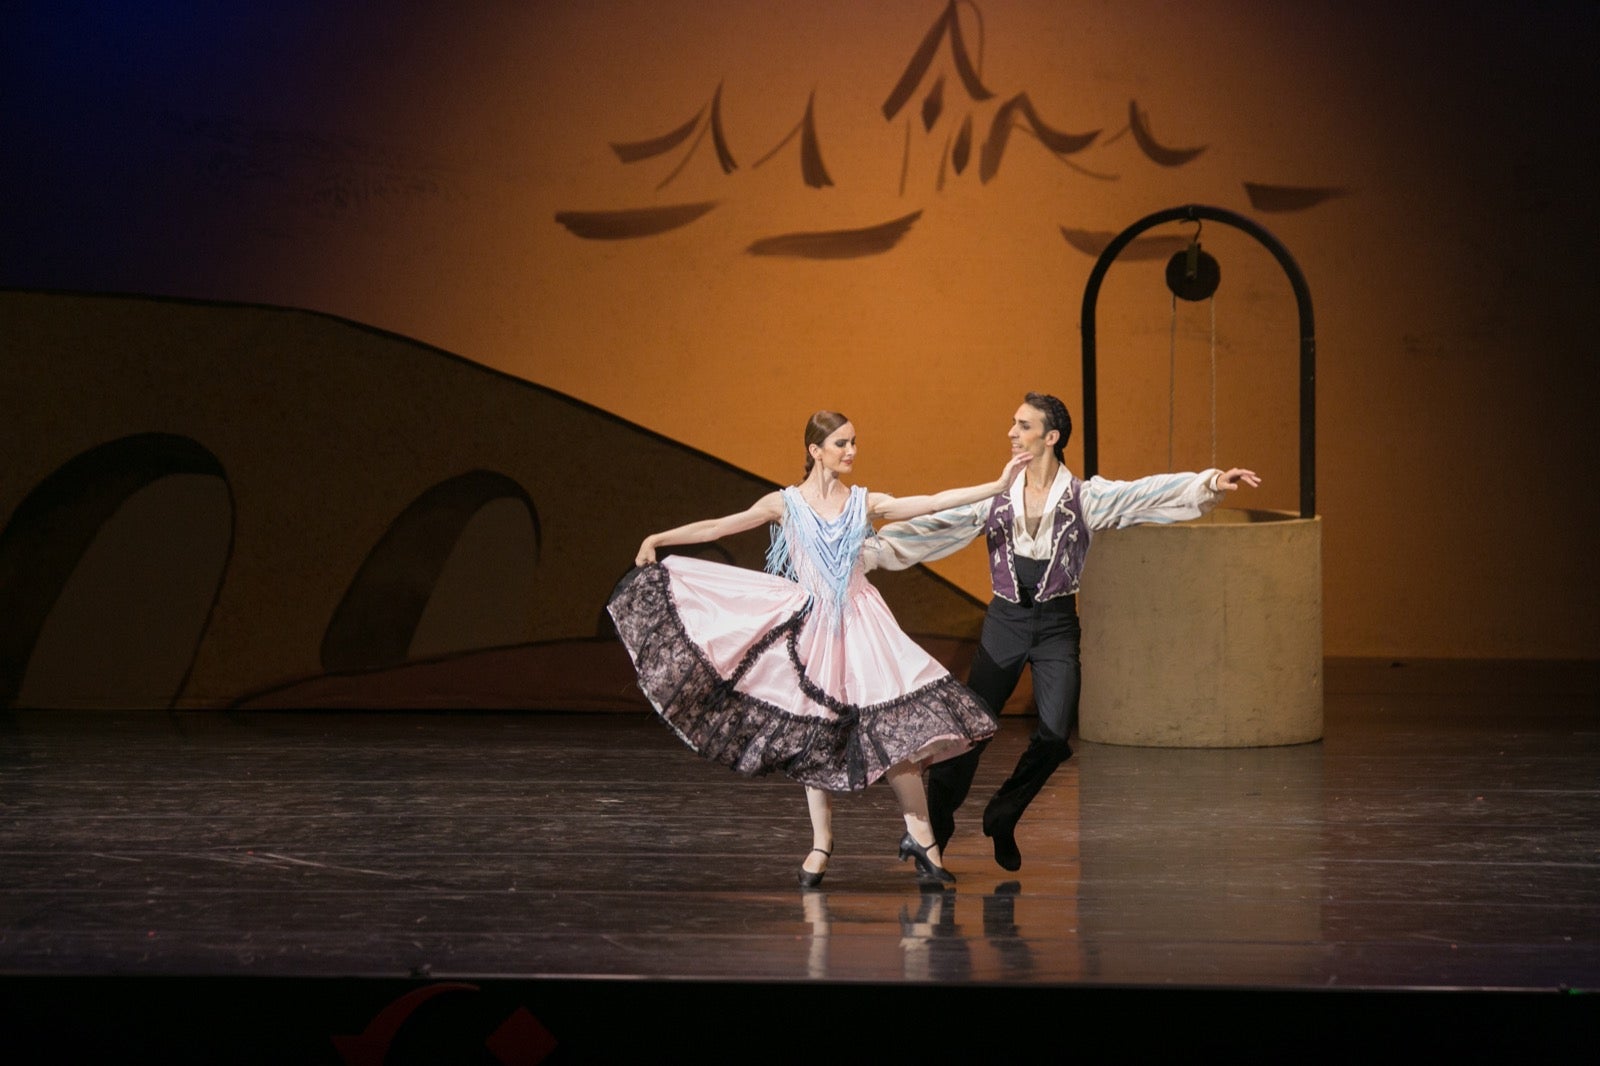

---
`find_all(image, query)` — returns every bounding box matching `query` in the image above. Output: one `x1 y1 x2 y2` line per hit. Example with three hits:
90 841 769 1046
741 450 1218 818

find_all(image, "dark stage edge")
4 668 1598 1063
5 976 1596 1064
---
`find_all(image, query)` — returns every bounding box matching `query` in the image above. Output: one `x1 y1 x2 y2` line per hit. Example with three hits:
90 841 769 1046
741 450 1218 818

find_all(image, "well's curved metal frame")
1079 204 1316 518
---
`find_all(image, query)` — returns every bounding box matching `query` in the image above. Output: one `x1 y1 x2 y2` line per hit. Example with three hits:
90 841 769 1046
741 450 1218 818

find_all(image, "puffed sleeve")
1080 470 1224 531
864 500 989 572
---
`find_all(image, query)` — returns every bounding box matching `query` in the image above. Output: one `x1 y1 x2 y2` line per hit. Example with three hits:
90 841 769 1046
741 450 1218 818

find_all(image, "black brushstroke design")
747 211 923 259
709 82 738 173
655 118 714 190
610 107 705 163
921 76 945 131
980 93 1100 182
882 1 994 120
554 202 720 240
608 83 737 190
797 95 833 188
1043 151 1120 183
952 114 973 174
1059 228 1191 261
753 91 834 189
1128 100 1207 166
899 119 912 196
1244 182 1349 212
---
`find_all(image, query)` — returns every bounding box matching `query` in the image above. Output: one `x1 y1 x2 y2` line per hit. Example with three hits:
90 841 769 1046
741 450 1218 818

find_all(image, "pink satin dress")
607 486 996 791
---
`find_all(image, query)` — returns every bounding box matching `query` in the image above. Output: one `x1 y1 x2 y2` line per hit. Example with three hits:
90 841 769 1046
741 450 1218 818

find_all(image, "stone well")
1078 509 1322 747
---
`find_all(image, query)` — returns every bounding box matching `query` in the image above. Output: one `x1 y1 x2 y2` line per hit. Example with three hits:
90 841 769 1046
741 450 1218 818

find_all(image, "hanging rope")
1167 220 1220 473
1169 291 1220 472
1210 293 1218 471
1168 291 1177 471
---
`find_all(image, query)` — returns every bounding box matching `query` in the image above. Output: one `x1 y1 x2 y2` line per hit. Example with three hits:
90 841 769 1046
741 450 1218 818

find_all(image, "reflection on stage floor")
2 666 1596 1060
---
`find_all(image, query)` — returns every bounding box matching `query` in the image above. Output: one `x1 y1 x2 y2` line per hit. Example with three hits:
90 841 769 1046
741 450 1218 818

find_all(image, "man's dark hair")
1023 392 1072 463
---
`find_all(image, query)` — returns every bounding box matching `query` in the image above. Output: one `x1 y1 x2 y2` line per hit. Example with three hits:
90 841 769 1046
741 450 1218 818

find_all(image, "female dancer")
608 411 1029 887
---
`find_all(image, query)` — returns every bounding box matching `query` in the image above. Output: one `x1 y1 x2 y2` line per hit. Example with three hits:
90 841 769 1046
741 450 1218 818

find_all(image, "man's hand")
1215 468 1261 491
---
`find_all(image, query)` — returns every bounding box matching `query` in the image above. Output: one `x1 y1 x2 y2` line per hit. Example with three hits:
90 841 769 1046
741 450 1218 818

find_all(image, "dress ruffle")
609 562 996 791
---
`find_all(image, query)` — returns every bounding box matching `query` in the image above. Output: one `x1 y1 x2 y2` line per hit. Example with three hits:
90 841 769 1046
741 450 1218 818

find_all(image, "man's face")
1008 404 1058 460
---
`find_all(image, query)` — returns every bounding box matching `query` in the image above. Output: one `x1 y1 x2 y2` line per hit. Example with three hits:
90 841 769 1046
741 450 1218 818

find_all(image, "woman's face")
810 421 858 476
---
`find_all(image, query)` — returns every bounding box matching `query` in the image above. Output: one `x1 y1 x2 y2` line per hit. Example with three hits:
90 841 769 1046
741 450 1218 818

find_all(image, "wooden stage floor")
2 664 1597 1062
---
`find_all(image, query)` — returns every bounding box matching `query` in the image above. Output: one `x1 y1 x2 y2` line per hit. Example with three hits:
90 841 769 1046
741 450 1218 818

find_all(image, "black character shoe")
980 738 1072 873
798 848 830 889
982 809 1023 872
898 832 957 885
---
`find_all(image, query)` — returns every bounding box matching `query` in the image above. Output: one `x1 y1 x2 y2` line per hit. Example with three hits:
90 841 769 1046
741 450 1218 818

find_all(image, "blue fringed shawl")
765 485 868 623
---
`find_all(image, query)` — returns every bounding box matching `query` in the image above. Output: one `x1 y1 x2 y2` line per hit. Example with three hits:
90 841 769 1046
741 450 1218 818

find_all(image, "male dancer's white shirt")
867 468 1225 572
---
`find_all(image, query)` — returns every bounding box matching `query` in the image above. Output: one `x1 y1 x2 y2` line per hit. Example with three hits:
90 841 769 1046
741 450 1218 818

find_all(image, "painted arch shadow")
321 470 542 674
0 433 234 709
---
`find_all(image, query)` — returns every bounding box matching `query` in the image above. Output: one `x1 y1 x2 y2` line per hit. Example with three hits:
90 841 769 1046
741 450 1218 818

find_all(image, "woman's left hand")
997 451 1031 486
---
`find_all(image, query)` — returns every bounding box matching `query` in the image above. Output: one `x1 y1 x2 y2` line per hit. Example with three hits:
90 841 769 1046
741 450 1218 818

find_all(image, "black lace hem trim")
607 563 997 791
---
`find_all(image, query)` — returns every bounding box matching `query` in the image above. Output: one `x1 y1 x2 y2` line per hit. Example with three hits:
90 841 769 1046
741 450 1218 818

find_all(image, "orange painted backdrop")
3 0 1595 659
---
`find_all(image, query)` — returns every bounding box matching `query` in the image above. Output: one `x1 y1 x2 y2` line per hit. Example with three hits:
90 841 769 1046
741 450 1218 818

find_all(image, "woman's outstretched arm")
634 491 785 565
866 452 1031 523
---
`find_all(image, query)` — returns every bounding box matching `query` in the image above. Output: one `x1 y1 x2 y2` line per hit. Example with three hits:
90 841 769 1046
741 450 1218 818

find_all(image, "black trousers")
970 592 1082 742
928 569 1080 844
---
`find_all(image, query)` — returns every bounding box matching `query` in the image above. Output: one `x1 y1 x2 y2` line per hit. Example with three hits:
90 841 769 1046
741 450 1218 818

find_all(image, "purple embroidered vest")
983 476 1090 604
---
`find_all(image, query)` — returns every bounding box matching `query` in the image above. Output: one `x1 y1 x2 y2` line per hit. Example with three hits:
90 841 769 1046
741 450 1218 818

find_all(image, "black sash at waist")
1015 556 1047 607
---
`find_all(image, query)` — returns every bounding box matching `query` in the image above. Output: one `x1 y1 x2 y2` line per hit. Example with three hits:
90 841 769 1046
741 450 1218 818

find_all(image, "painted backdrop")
3 0 1596 669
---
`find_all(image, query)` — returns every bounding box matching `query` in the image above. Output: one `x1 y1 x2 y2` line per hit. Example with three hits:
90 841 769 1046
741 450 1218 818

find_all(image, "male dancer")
871 392 1259 870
